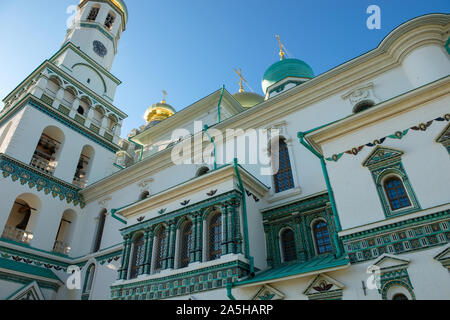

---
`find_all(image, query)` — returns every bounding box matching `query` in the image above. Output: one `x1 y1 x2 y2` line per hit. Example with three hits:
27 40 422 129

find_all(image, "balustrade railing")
53 240 71 255
30 153 57 175
1 226 34 244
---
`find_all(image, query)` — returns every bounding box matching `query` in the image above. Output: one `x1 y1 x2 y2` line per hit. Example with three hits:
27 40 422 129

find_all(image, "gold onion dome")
232 68 264 108
144 98 176 128
232 92 264 108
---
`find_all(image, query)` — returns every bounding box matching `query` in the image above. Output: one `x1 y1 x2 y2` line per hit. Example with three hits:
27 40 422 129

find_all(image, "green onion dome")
261 58 314 94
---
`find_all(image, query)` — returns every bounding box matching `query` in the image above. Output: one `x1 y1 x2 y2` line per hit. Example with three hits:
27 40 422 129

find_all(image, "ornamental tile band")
0 154 85 208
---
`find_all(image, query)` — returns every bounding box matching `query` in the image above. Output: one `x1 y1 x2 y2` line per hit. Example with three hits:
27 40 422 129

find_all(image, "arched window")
104 12 116 30
208 213 222 261
73 145 95 188
384 176 411 211
154 226 167 272
179 221 193 268
272 137 295 193
353 100 375 113
82 264 95 300
53 209 76 255
30 126 65 175
313 221 333 255
92 209 107 253
280 228 297 262
392 293 408 300
87 6 100 21
129 233 145 279
2 193 40 245
92 106 104 126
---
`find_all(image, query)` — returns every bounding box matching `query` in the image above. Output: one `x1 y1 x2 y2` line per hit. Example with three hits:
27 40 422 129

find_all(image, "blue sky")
0 0 448 135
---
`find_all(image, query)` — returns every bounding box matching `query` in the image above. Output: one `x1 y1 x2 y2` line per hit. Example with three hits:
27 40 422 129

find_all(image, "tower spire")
275 34 286 60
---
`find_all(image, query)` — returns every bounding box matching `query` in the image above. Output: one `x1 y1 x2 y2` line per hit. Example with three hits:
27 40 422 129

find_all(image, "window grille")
384 177 411 210
87 7 100 21
129 234 145 279
280 229 297 262
105 13 115 30
180 222 193 268
154 227 167 271
208 214 222 261
314 221 333 254
273 138 295 193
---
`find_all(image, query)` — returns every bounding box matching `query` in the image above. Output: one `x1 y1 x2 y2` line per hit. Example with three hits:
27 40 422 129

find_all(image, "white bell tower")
62 0 128 71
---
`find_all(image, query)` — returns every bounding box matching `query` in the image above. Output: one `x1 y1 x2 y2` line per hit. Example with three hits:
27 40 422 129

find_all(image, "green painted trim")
111 260 251 300
343 210 449 264
120 190 241 235
298 131 343 257
233 159 254 276
0 153 85 208
0 257 62 282
111 209 128 225
217 85 225 123
226 283 236 300
235 255 349 287
128 137 144 162
0 95 120 153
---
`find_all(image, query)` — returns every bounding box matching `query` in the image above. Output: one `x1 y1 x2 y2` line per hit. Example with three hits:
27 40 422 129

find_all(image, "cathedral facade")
0 1 449 300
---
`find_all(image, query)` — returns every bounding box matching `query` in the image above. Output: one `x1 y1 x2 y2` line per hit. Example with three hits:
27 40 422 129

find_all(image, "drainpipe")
226 283 236 300
113 163 125 170
110 209 127 225
204 125 217 170
217 85 225 124
128 137 144 162
297 131 343 257
233 158 255 277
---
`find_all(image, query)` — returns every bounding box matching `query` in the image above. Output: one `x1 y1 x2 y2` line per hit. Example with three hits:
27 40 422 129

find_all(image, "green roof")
0 257 61 282
236 255 349 287
262 58 314 94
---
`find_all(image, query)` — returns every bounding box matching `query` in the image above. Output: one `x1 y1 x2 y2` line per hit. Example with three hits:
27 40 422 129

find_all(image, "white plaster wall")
402 44 450 88
3 104 116 186
322 97 450 230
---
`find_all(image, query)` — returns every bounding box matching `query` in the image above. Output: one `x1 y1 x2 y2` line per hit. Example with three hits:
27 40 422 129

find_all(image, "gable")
252 284 285 300
373 254 410 271
303 274 345 300
363 146 404 168
7 281 45 300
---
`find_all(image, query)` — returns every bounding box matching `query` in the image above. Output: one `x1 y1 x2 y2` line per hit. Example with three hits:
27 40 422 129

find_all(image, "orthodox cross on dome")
161 90 168 104
234 68 248 93
275 34 286 60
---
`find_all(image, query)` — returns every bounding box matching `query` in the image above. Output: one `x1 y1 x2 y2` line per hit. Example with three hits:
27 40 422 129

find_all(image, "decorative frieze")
111 260 250 300
343 210 450 264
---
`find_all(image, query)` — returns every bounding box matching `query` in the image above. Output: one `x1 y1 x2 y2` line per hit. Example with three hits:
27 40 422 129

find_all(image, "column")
195 210 204 262
189 212 198 263
99 116 108 136
144 227 154 275
294 217 307 262
53 87 64 108
138 228 151 275
167 221 176 269
230 200 243 254
264 224 274 267
220 203 229 255
118 235 132 280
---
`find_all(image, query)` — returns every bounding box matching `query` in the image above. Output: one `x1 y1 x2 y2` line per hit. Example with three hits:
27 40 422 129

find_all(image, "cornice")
305 76 450 152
